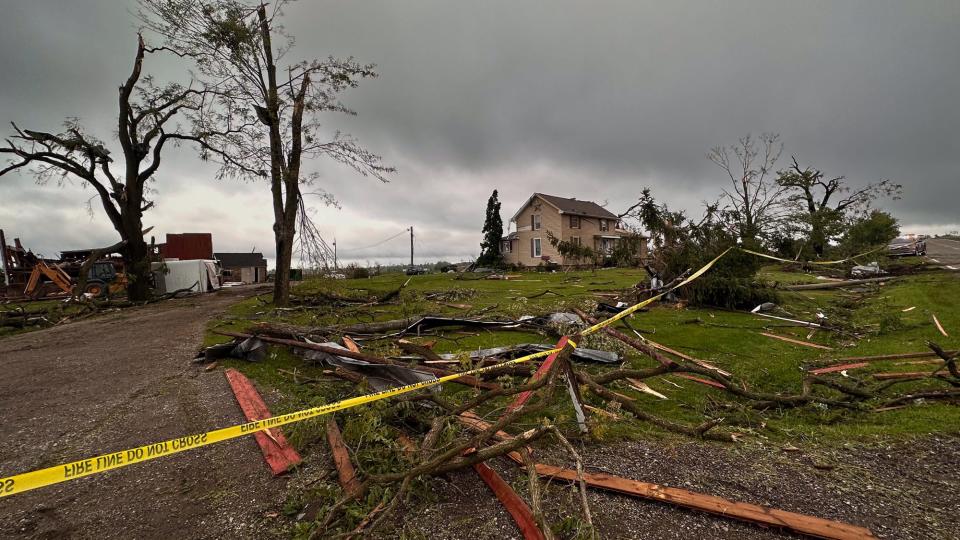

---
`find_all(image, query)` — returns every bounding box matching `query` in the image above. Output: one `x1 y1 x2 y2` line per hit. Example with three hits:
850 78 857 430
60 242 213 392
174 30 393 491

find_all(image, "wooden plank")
760 332 833 350
224 369 302 476
326 417 362 498
533 465 876 540
809 362 870 375
506 336 569 412
472 457 545 540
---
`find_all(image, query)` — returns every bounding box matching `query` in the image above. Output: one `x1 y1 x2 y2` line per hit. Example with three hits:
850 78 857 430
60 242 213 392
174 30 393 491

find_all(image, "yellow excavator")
23 260 127 299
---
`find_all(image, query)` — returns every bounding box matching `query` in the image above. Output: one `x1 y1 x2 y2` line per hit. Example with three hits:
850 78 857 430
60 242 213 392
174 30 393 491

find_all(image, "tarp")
151 260 221 293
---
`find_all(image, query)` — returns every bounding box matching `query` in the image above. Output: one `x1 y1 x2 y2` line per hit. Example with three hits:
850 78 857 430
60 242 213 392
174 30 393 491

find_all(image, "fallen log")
780 276 896 291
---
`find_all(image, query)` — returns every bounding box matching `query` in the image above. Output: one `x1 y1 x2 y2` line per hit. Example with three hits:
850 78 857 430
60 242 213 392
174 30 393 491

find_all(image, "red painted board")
224 368 302 476
473 460 545 540
809 362 870 375
506 336 569 412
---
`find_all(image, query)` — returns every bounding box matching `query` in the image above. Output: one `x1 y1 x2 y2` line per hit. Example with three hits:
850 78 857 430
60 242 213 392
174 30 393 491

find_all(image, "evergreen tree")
478 189 503 266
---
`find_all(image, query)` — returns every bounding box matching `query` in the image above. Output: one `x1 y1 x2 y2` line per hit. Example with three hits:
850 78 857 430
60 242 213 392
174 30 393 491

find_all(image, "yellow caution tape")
738 245 885 266
0 347 560 498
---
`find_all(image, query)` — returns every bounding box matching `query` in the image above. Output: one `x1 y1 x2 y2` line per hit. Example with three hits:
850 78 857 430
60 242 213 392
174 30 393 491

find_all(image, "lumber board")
224 369 302 476
472 459 545 540
533 465 876 540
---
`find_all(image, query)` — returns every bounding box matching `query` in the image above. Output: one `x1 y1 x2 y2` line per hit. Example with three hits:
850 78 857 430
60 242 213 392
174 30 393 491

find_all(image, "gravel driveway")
0 287 290 539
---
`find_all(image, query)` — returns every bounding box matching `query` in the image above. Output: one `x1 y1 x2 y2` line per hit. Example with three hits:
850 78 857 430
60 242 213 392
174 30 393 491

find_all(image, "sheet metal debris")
301 341 438 392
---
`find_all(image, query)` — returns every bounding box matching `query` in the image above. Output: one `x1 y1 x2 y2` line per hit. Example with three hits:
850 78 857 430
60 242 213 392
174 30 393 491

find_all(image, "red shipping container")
161 233 213 260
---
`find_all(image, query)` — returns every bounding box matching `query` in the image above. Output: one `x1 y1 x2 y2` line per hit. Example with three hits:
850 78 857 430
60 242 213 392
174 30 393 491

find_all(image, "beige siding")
513 196 561 267
506 194 648 267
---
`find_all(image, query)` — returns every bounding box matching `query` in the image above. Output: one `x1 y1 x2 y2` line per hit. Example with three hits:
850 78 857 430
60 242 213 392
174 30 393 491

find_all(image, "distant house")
216 252 268 283
501 193 645 267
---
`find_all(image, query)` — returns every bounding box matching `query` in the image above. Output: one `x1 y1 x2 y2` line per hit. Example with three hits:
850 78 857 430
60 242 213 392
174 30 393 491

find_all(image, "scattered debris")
850 261 886 278
198 337 268 363
902 306 916 312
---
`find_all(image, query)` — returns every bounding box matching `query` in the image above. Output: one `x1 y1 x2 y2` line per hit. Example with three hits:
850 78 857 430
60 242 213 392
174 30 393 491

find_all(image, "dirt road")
926 237 960 269
0 288 290 539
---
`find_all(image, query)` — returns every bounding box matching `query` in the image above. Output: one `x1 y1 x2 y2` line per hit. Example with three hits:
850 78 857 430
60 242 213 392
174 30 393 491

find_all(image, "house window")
502 240 512 253
600 219 608 231
531 214 541 231
571 236 581 246
531 238 542 257
570 215 580 229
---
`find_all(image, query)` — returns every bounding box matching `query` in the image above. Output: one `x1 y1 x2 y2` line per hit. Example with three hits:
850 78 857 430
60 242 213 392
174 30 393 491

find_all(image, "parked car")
404 266 428 275
887 235 926 257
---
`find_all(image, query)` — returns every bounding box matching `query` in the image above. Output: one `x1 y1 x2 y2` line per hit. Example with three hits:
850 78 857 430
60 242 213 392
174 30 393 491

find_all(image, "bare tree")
707 133 787 246
776 157 902 256
0 35 202 301
139 0 394 305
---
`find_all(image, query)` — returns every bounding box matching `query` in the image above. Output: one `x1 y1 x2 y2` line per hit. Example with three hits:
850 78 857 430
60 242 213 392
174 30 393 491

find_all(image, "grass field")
205 263 960 448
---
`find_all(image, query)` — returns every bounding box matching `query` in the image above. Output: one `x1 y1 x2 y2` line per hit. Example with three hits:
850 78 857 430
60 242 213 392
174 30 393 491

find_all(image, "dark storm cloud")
1 1 958 263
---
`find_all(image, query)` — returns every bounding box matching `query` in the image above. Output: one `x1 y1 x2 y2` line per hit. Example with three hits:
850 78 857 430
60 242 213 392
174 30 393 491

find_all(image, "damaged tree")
140 0 394 305
0 36 203 301
776 157 902 257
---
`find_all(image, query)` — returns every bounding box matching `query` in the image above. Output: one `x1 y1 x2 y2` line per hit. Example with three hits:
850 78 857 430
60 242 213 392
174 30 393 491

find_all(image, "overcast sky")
1 1 958 266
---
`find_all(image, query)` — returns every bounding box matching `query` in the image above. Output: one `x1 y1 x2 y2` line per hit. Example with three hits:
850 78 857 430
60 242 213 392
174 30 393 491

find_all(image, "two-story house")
500 193 645 267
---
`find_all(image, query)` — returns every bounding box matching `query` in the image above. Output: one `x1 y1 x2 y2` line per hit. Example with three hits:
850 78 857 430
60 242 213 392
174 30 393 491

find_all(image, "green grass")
208 266 959 447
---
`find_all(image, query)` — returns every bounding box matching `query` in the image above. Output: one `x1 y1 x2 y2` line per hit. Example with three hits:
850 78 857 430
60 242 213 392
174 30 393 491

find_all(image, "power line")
339 228 409 253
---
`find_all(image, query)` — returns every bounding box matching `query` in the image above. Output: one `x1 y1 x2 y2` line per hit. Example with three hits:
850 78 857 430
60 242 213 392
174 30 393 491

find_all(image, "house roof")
501 231 518 241
215 252 267 267
511 192 619 222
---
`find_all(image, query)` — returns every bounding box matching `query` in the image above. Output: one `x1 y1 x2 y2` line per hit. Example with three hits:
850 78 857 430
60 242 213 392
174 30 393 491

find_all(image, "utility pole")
332 238 338 270
409 226 414 267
